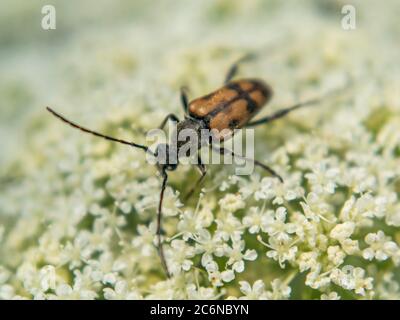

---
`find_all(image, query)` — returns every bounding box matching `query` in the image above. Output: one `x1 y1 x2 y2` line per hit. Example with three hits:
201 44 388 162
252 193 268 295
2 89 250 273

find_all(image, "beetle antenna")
46 107 151 153
157 171 170 278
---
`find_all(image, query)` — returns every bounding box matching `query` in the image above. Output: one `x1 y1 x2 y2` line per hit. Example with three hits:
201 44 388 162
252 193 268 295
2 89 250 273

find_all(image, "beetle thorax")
172 117 207 151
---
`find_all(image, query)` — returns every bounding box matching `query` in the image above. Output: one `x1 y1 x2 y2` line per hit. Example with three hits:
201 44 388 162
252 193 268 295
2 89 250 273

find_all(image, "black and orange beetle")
47 54 335 277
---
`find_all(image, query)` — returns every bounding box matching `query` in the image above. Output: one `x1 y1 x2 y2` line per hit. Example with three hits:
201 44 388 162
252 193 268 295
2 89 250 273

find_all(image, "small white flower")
327 246 345 265
118 201 132 214
160 187 183 217
264 279 291 300
300 192 332 222
261 207 296 242
305 265 331 290
86 252 119 285
340 196 367 226
341 238 360 255
39 265 56 292
194 230 225 267
259 236 298 268
258 176 303 205
186 284 218 300
238 174 264 200
330 221 355 242
103 280 142 300
218 193 245 212
219 175 240 192
178 205 213 240
166 240 195 275
290 212 318 246
385 197 400 227
205 261 235 287
242 206 264 234
131 223 157 257
352 267 374 296
342 167 376 194
236 280 267 299
305 162 339 194
225 240 257 273
55 284 73 297
298 251 319 272
330 266 373 296
146 279 176 299
54 282 97 300
363 231 398 261
215 212 243 241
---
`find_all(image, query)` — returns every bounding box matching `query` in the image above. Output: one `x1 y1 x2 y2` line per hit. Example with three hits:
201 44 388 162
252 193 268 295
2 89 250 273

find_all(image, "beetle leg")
224 53 256 84
184 154 207 201
180 86 190 114
245 82 351 127
213 146 283 183
245 98 320 127
159 114 179 130
156 169 171 278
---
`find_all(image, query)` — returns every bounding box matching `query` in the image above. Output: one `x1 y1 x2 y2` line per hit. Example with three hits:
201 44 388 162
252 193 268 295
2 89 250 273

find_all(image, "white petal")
221 270 235 282
234 260 245 273
253 280 265 294
244 249 258 261
239 281 251 295
363 248 374 260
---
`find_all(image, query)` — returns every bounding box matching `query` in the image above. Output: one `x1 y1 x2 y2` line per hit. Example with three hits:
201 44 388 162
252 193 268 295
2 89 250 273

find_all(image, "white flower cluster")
0 0 399 299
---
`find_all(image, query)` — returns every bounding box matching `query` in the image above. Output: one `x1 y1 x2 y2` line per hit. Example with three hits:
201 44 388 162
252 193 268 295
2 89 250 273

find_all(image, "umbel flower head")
0 0 399 300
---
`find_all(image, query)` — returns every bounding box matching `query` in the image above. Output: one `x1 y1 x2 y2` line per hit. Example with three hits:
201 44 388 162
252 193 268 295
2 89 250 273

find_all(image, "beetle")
47 54 336 278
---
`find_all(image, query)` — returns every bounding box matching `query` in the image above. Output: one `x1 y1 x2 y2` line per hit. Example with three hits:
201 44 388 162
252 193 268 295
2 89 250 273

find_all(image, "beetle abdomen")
188 79 272 139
